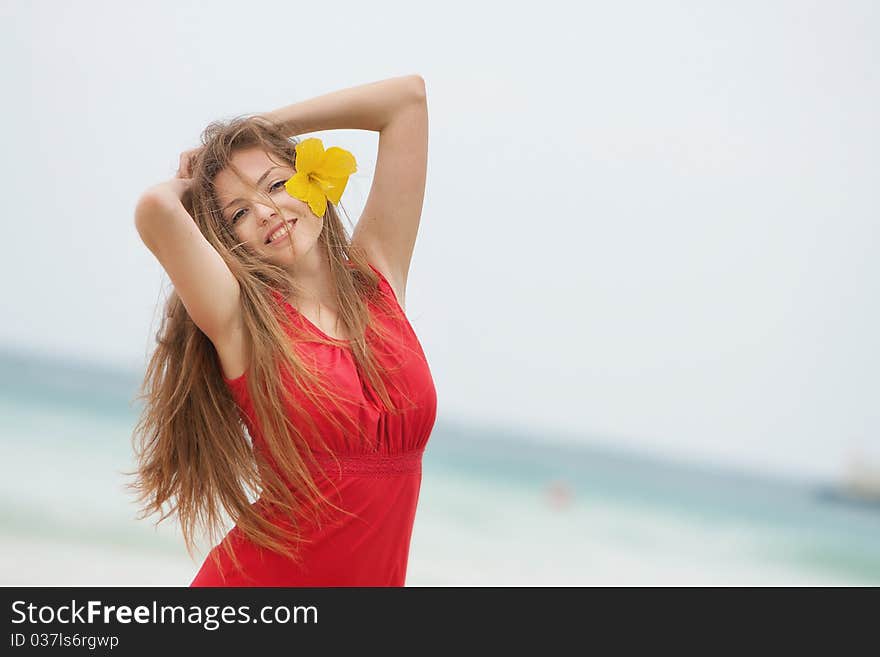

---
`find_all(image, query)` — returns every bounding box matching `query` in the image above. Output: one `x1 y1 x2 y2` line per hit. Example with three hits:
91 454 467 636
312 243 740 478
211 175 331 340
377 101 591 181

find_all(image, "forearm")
135 178 197 229
260 74 426 136
139 179 191 212
144 179 189 202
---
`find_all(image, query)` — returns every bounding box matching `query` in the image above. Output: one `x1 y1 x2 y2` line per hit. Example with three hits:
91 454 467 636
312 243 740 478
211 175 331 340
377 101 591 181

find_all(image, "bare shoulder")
357 242 407 312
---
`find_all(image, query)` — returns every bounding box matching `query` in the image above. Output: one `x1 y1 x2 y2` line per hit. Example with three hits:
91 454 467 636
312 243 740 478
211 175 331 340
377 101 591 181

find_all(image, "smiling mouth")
266 219 298 244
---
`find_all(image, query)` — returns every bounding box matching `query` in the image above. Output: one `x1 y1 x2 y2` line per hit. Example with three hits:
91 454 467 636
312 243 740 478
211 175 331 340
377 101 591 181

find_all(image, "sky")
1 0 877 482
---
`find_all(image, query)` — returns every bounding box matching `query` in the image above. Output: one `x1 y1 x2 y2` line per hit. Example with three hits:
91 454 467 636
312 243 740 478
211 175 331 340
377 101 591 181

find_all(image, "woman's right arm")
134 178 242 346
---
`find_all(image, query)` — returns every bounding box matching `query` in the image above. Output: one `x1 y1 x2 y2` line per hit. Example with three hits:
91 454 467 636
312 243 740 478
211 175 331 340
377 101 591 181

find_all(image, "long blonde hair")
126 116 414 574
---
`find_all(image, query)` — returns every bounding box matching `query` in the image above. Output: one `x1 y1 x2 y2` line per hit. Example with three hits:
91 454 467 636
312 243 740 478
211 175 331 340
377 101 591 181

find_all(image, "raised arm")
134 177 242 350
260 74 429 309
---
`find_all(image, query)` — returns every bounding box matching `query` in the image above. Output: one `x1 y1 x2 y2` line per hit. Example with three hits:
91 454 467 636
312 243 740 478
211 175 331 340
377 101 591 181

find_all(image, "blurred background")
1 0 878 585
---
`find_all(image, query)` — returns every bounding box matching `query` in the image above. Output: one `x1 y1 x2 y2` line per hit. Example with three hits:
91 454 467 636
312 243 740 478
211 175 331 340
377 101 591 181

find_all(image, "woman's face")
213 147 323 265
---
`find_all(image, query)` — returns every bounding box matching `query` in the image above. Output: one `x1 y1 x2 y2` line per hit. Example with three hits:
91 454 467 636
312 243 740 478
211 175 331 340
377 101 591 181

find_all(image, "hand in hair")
170 146 204 211
176 146 204 179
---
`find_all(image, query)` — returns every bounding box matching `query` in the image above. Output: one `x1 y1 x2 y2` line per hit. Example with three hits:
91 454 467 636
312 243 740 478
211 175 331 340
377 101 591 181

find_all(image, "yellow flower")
284 138 357 218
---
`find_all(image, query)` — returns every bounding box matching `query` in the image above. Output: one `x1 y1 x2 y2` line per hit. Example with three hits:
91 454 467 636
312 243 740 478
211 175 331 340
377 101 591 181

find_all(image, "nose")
254 202 278 226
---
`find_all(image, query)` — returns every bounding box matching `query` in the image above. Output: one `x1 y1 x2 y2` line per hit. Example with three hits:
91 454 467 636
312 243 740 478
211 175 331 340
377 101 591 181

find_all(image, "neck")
284 241 338 309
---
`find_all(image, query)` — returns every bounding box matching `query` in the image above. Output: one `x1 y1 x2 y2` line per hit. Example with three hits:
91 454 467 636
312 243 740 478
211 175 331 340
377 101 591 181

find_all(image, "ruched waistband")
308 449 424 477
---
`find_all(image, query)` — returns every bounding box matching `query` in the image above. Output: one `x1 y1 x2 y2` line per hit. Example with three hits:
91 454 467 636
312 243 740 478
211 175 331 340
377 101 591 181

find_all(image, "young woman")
128 75 436 586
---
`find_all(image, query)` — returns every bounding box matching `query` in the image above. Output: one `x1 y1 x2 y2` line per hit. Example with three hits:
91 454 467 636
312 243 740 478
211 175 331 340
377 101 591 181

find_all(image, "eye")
230 181 287 224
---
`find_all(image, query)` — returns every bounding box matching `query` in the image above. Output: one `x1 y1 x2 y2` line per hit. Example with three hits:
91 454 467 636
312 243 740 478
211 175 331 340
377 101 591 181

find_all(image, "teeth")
269 225 289 242
268 220 296 243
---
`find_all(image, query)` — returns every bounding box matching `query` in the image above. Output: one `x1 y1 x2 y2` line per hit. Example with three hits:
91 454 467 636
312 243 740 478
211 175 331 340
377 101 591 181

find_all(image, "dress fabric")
189 262 437 587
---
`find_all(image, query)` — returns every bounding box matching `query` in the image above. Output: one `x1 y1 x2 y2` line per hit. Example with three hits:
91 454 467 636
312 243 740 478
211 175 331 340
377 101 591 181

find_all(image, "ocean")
1 347 878 586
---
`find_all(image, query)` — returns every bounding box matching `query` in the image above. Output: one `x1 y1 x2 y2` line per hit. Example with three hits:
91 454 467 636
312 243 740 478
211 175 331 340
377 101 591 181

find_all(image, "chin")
267 248 298 263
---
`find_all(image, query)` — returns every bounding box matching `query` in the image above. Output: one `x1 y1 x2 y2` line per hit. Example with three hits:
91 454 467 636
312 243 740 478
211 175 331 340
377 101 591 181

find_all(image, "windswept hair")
125 116 415 574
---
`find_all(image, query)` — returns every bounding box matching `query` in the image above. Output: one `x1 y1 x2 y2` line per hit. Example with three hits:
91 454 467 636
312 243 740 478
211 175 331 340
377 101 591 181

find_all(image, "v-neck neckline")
273 259 383 348
285 301 352 346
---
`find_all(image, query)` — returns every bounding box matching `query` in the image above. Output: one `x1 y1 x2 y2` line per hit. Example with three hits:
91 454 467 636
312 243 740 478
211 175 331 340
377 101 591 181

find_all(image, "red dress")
190 263 437 586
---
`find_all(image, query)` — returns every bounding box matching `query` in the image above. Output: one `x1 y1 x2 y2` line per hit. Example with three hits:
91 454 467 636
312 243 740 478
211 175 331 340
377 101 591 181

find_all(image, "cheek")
304 215 323 234
235 225 258 245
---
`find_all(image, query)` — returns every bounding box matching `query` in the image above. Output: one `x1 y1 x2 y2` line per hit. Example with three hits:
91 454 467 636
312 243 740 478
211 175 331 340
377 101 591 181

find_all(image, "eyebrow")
221 166 288 214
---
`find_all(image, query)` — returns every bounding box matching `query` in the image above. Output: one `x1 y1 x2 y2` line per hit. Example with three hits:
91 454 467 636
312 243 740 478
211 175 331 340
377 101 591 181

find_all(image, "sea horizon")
2 344 878 586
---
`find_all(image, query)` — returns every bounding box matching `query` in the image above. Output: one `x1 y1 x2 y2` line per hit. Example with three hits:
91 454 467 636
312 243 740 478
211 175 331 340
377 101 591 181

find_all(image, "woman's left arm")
260 75 428 306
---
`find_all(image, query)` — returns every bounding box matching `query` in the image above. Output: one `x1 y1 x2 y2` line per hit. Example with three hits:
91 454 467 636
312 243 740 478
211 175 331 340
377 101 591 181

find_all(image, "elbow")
134 192 165 251
133 213 155 253
398 74 425 103
409 74 426 102
134 193 155 233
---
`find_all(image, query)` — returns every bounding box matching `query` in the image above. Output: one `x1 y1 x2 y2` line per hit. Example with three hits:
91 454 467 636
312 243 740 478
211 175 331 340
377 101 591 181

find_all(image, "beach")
2 351 879 587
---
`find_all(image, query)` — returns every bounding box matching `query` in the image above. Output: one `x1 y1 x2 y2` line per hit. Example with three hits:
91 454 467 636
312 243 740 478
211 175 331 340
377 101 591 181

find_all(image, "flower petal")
306 179 328 217
294 138 325 174
284 172 312 202
316 146 357 178
311 174 350 205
